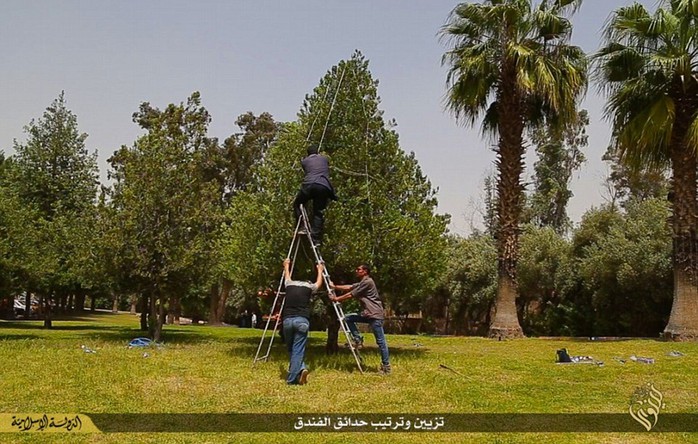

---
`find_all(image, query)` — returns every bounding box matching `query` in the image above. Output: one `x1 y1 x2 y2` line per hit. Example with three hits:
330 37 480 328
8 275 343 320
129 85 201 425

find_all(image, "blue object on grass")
129 337 153 348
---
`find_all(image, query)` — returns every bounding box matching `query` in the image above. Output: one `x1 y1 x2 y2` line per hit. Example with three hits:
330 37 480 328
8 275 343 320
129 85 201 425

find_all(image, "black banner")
86 413 698 433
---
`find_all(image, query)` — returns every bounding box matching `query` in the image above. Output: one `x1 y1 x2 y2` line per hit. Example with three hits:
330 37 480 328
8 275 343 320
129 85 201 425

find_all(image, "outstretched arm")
329 279 353 302
330 289 353 303
315 262 324 288
331 282 352 292
283 258 292 282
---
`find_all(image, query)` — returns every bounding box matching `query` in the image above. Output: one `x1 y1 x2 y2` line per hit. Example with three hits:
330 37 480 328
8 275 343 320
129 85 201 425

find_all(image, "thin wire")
353 62 376 260
317 64 347 153
333 165 380 181
305 78 332 142
285 65 349 202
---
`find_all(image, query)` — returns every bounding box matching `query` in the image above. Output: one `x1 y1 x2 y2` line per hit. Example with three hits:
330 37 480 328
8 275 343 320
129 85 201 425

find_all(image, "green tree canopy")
222 51 449 347
107 92 221 340
4 92 99 326
525 110 588 234
574 199 672 336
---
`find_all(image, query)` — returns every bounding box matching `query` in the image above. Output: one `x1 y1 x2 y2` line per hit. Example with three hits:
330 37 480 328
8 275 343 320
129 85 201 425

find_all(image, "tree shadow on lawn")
2 311 129 323
76 328 254 346
0 321 244 346
228 335 426 374
0 333 51 341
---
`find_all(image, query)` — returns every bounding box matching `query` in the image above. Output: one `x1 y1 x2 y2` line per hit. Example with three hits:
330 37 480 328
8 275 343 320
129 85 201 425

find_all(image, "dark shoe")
380 364 391 375
298 369 309 385
352 337 364 349
343 336 363 350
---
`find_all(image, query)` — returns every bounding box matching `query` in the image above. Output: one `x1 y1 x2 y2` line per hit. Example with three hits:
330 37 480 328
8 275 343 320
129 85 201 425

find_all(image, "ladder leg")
253 218 303 364
253 288 281 364
299 204 318 249
261 239 301 361
302 204 363 372
333 302 364 373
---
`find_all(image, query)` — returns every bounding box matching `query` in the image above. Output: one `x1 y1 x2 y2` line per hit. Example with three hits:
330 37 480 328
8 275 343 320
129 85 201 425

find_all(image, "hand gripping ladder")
253 204 364 373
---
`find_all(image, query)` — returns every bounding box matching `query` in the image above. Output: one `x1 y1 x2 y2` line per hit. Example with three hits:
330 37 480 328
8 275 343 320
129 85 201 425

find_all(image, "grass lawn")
0 311 696 443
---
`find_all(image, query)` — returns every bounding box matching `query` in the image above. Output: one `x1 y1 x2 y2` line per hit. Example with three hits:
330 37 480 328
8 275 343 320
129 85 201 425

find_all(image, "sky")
0 0 656 236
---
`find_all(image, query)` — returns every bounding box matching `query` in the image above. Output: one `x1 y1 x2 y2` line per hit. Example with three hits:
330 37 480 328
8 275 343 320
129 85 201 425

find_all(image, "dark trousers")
293 183 332 243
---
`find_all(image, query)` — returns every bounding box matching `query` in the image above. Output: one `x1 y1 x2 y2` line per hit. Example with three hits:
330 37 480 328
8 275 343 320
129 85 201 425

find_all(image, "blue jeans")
282 316 309 384
345 314 390 367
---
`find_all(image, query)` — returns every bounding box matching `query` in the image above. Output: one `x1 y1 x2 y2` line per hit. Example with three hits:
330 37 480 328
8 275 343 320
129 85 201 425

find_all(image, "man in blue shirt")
281 258 324 385
293 144 337 246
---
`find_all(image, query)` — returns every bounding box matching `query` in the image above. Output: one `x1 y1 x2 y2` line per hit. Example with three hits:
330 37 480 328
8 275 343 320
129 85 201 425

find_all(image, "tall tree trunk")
489 63 524 339
665 266 698 340
151 292 166 342
90 295 96 312
148 291 158 340
664 140 698 340
75 292 86 312
173 296 181 325
208 282 220 324
490 273 523 338
25 292 31 317
140 294 148 331
130 295 137 315
112 292 119 313
167 295 180 325
42 294 52 329
209 279 232 325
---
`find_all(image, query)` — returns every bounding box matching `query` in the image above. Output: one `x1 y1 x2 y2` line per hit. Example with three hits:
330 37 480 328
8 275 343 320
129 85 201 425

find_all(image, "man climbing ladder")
293 143 337 246
253 204 364 374
330 264 391 374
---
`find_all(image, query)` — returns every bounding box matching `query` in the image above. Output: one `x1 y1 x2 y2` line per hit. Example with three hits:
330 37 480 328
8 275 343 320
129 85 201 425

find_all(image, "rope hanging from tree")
305 64 347 153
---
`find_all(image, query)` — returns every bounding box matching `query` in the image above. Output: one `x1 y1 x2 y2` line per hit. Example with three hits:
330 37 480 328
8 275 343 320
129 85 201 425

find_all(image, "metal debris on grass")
80 345 97 354
629 355 655 364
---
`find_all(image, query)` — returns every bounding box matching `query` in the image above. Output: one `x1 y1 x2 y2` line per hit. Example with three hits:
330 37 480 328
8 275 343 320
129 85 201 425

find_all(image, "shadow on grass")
231 335 426 375
75 327 260 346
0 318 246 346
2 311 127 323
0 334 51 341
1 322 126 331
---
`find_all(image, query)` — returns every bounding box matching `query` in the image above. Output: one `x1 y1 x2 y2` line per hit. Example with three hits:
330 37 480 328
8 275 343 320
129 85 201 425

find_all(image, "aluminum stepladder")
252 204 364 373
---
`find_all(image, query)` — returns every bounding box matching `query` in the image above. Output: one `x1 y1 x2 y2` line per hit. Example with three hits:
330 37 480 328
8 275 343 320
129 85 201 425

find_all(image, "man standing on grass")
330 263 391 374
281 258 323 385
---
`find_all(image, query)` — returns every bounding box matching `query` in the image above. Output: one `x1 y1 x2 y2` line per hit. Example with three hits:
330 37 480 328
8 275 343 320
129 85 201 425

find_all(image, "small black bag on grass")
556 348 572 363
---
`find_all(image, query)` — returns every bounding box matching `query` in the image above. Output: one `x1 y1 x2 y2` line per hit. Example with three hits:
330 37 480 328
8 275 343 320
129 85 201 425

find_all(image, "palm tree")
441 0 587 338
594 0 698 340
